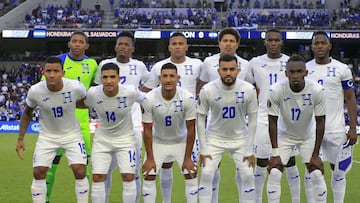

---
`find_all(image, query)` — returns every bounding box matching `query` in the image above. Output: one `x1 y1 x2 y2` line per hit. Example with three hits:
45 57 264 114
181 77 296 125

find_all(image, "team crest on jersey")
267 99 271 108
82 63 90 74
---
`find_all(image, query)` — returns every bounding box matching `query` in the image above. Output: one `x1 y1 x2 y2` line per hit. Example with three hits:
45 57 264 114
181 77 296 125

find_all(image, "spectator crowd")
0 63 42 122
17 0 360 30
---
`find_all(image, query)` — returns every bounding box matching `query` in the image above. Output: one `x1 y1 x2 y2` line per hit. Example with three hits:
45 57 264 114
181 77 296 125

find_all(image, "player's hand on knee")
309 155 324 174
200 154 212 167
347 131 357 145
267 156 282 173
182 158 197 178
142 159 156 178
243 155 255 168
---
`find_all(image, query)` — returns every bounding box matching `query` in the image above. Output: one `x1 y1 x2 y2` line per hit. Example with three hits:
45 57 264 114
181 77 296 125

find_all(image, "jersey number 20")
222 106 236 119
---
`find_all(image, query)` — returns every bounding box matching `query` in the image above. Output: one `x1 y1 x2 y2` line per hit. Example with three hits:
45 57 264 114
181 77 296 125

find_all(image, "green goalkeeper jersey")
58 53 98 89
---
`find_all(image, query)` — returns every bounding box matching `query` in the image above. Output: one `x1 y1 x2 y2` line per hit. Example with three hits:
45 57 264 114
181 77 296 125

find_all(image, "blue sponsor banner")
3 29 360 40
0 121 39 133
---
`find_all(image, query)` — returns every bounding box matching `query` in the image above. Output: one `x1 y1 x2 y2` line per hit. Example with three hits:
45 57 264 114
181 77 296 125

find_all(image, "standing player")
141 63 198 203
197 54 257 202
46 30 98 203
197 27 249 202
247 28 300 203
266 55 327 203
78 63 146 203
95 31 149 203
16 56 89 203
198 27 249 89
140 32 202 203
307 31 357 203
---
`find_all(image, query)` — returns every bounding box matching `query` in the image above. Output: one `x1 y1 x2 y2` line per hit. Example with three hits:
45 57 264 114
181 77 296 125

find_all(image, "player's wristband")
272 148 280 157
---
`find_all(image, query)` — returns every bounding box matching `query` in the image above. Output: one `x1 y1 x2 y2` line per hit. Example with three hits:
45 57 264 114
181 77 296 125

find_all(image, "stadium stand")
0 0 24 17
0 62 42 121
7 0 358 30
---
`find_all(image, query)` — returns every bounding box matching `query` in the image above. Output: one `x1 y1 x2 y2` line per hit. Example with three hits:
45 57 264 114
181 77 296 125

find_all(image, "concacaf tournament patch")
267 99 271 108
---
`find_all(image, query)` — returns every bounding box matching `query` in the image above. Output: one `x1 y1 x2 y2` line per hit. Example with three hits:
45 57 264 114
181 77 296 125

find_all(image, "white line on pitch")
353 160 360 164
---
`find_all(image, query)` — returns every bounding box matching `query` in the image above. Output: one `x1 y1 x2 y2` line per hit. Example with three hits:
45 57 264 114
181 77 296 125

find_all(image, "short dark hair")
287 54 306 64
70 30 88 43
170 32 186 40
101 63 119 74
117 31 135 46
265 28 282 38
161 62 177 73
219 54 238 64
218 27 240 42
312 31 330 41
46 56 63 68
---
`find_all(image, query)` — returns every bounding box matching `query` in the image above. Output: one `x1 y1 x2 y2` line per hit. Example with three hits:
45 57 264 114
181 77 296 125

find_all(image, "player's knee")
256 158 268 167
33 166 48 179
93 174 106 182
310 170 327 201
161 162 173 168
184 173 197 180
285 156 296 167
121 173 135 182
71 164 86 179
144 175 156 181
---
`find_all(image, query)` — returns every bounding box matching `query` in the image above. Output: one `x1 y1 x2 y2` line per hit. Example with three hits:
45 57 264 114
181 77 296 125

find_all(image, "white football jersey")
84 85 146 142
96 57 149 130
143 56 203 95
200 53 249 82
95 57 149 86
247 54 289 124
197 79 258 140
268 79 326 139
142 86 196 144
26 78 86 140
306 58 354 134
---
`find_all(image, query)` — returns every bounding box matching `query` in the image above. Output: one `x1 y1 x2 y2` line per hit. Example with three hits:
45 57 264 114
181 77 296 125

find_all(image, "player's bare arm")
309 115 326 174
182 119 197 178
196 113 212 167
344 88 358 145
75 97 87 109
16 104 34 160
268 115 283 172
142 122 156 177
140 85 152 93
244 111 257 167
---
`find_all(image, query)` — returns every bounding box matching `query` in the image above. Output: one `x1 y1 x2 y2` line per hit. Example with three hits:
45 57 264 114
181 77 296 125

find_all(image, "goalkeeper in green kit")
45 30 98 203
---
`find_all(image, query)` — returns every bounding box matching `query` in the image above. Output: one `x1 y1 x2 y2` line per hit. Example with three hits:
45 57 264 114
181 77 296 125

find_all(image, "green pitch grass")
3 133 360 202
